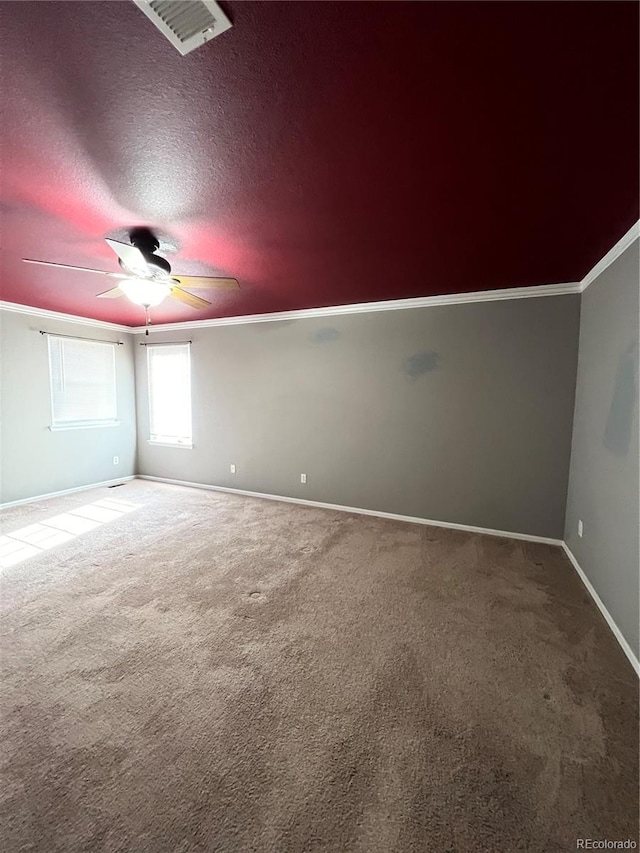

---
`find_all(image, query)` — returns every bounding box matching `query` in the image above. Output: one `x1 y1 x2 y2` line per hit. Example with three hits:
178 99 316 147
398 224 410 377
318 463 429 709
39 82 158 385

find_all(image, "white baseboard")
561 543 639 677
136 474 563 545
6 473 635 675
0 476 136 509
137 477 638 676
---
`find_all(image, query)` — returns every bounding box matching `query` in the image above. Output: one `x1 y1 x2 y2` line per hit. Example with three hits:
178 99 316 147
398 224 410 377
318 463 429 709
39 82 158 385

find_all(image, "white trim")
135 474 562 545
0 476 135 510
4 219 637 332
1 283 582 334
0 301 131 332
147 440 193 449
580 220 639 292
561 543 639 677
49 421 121 432
129 281 581 333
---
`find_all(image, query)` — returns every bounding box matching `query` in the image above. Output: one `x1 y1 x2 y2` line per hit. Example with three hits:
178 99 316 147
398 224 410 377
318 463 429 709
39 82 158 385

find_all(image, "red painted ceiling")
1 1 638 326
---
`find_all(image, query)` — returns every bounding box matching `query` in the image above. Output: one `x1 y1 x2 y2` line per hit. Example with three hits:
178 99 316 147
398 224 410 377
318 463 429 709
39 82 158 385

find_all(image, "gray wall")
565 240 639 658
0 310 137 504
136 295 580 539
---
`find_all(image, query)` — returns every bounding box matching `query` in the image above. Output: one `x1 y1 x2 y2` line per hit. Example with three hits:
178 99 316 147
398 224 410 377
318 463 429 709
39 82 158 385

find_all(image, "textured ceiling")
1 1 638 326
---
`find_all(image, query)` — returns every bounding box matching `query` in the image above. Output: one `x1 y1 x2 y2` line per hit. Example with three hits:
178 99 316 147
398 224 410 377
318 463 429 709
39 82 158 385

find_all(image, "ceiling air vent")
132 0 231 56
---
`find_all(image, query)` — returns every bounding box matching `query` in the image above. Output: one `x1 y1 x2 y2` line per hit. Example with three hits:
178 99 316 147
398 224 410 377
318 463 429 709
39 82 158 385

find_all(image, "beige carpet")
0 480 637 852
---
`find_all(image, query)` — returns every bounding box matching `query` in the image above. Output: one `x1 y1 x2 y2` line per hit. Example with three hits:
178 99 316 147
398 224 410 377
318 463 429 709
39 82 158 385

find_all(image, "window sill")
147 440 193 449
50 421 121 432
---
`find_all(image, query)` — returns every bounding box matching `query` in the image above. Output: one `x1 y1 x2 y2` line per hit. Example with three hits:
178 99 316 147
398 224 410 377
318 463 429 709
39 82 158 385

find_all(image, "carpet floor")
0 480 637 852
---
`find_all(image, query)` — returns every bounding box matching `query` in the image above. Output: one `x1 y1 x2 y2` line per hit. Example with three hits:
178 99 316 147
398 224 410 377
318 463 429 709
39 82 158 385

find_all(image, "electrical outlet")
113 456 119 465
578 520 583 537
230 464 236 474
300 473 307 484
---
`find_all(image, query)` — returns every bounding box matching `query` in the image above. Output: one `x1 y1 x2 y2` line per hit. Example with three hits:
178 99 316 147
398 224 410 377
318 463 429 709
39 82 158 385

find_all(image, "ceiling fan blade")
169 286 211 309
96 286 125 299
23 258 127 278
105 238 148 274
171 275 239 290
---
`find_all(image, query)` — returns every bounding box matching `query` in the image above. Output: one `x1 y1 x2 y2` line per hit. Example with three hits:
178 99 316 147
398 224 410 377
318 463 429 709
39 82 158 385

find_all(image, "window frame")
47 335 119 431
146 343 193 449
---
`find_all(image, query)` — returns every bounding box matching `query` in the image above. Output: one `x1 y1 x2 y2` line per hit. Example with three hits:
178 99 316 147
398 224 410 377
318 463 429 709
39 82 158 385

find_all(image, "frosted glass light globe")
120 279 171 307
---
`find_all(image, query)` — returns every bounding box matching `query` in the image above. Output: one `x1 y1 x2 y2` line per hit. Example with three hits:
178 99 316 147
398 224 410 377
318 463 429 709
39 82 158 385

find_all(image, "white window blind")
48 336 118 428
147 344 192 446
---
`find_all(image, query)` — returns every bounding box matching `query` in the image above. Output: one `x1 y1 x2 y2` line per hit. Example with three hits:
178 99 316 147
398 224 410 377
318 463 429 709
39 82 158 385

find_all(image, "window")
48 336 118 429
147 344 193 447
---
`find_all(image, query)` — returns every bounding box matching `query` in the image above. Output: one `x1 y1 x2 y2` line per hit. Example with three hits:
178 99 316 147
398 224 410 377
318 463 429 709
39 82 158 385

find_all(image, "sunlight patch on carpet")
0 498 140 568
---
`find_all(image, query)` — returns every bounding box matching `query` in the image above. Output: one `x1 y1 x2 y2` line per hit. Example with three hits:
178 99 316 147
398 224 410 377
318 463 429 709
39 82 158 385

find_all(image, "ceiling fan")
23 227 239 326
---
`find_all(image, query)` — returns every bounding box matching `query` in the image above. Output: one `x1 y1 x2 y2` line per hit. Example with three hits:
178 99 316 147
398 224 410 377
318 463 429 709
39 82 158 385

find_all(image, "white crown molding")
4 219 636 332
0 281 584 335
0 301 132 333
580 220 639 292
136 474 563 545
561 543 639 677
129 281 581 334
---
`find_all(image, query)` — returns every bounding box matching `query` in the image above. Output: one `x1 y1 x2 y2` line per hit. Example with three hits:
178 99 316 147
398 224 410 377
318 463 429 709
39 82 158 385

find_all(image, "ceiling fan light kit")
119 279 171 307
